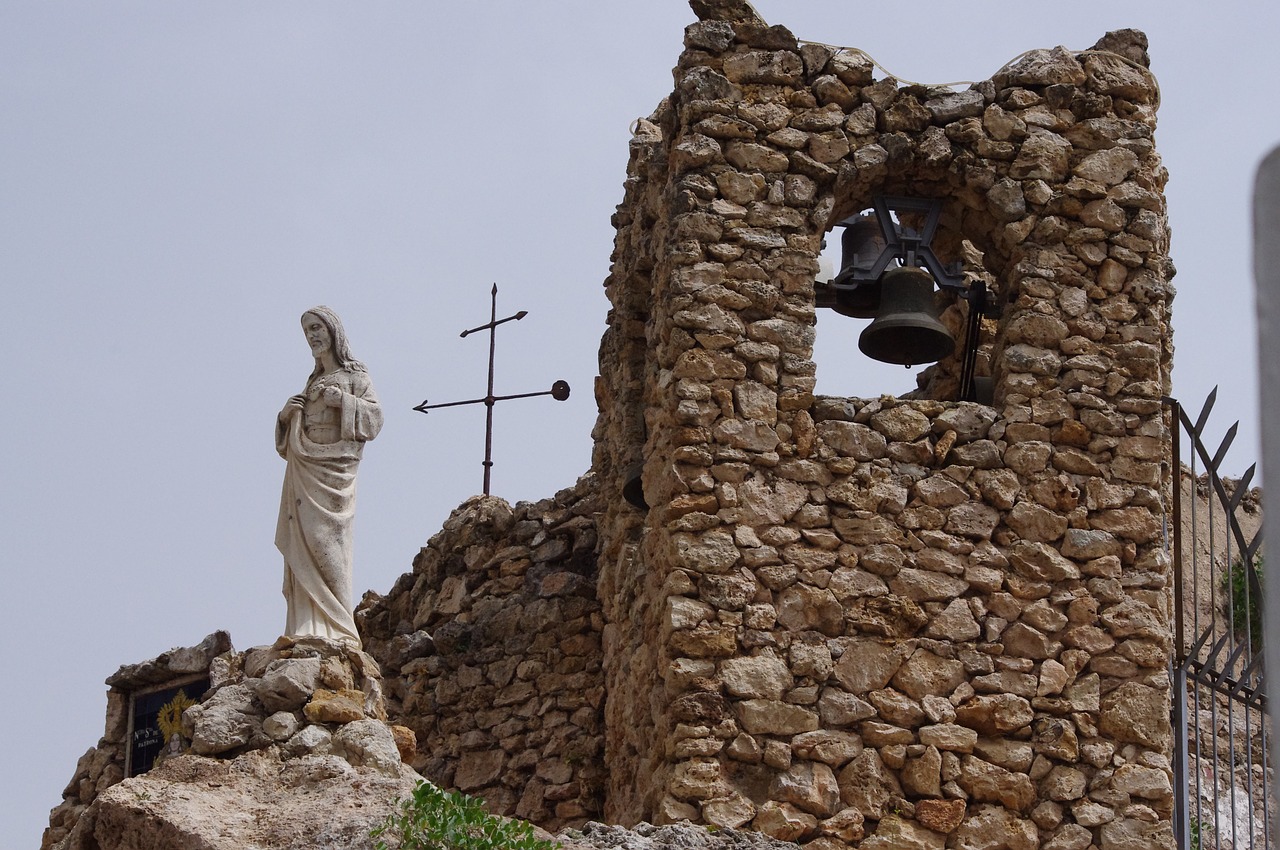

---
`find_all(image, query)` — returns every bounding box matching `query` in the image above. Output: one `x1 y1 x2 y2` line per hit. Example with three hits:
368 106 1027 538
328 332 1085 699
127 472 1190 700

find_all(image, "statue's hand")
279 394 305 420
322 386 343 407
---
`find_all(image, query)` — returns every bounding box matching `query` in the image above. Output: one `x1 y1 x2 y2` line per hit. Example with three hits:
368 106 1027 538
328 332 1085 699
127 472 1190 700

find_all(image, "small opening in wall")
812 214 938 400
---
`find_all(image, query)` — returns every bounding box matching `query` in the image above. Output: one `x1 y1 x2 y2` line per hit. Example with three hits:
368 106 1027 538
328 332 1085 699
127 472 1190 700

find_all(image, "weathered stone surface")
739 700 819 735
955 694 1034 735
721 655 792 700
958 754 1036 811
832 640 911 694
255 657 322 714
836 749 901 818
303 688 367 724
333 718 404 776
1008 541 1081 581
858 815 945 850
185 684 261 756
892 649 966 700
771 761 840 816
950 804 1039 850
790 730 862 766
57 749 419 850
752 801 818 841
1099 682 1171 751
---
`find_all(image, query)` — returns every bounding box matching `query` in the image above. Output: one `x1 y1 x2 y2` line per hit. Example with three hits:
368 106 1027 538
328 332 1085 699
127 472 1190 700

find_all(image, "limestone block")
1100 686 1172 752
263 711 301 742
817 688 876 726
950 804 1039 849
679 66 741 102
720 654 791 699
738 699 819 735
1009 541 1081 581
892 649 966 699
918 723 977 753
791 730 862 766
303 688 367 724
925 599 981 641
1041 764 1087 801
1011 130 1071 181
1007 502 1068 542
333 719 403 776
771 761 841 816
902 745 943 797
669 759 728 801
944 503 999 540
722 50 803 85
837 749 900 818
832 640 911 694
753 801 818 841
255 657 322 714
816 420 888 460
915 799 966 835
673 531 741 574
702 792 756 828
858 814 945 850
870 407 931 441
955 693 1034 735
1111 763 1172 799
186 684 261 756
283 723 332 757
890 569 968 603
734 477 807 525
775 583 843 636
1042 824 1093 850
1099 597 1166 641
1002 622 1063 659
1099 817 1174 850
998 46 1086 86
959 754 1036 811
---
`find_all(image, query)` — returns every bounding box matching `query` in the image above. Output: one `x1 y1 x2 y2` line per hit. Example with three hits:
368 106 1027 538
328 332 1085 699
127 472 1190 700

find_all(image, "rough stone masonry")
361 1 1176 847
43 2 1176 848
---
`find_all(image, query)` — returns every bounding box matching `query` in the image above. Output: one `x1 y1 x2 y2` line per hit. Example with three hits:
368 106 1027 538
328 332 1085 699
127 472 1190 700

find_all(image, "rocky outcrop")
42 631 233 850
47 635 422 850
58 749 418 850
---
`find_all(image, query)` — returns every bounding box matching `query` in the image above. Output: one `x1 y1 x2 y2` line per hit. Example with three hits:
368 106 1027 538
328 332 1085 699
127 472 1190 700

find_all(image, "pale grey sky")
4 2 1277 845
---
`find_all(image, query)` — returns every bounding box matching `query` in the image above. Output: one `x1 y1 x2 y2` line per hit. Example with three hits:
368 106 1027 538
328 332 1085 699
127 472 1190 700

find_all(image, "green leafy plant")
1189 813 1215 849
372 781 559 850
1223 554 1264 646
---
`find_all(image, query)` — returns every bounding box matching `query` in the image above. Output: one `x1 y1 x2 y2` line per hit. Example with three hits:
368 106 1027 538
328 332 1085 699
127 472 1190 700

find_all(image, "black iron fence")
1169 391 1269 849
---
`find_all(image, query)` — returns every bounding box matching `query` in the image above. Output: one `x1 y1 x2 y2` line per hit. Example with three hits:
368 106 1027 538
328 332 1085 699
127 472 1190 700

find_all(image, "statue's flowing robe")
275 369 382 645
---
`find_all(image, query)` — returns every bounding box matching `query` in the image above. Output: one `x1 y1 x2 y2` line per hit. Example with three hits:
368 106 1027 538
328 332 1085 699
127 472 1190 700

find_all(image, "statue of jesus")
275 306 382 645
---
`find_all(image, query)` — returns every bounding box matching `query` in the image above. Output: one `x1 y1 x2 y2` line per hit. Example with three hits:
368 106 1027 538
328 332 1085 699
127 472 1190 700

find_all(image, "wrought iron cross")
413 283 570 495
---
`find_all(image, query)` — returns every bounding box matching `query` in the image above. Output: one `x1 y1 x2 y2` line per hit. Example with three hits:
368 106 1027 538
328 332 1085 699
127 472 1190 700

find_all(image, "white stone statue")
275 306 383 645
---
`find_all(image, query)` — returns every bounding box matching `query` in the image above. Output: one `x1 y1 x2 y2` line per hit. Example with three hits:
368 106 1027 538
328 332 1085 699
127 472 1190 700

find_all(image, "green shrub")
372 781 559 850
1223 554 1264 646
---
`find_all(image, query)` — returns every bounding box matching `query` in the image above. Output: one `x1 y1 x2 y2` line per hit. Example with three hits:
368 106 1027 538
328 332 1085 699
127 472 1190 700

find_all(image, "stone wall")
358 476 608 831
588 1 1176 848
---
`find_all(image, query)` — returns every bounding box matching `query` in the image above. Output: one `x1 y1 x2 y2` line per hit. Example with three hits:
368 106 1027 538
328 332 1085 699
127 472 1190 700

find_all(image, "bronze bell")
859 266 955 366
829 214 886 318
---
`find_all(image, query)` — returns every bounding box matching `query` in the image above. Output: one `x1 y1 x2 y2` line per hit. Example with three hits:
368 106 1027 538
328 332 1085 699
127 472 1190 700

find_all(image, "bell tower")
593 2 1175 847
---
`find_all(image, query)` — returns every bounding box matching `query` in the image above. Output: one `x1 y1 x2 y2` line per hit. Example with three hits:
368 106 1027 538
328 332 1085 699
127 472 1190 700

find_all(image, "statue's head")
302 306 364 374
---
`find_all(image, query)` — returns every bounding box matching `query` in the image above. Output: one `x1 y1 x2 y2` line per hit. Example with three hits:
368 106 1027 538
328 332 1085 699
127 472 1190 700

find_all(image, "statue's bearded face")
301 312 332 357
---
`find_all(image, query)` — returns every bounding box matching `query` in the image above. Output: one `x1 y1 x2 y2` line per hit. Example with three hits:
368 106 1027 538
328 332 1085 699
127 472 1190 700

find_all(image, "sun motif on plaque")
157 689 196 744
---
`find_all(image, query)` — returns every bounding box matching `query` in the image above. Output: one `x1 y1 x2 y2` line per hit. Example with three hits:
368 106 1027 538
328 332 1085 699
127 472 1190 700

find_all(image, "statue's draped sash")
275 371 382 644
